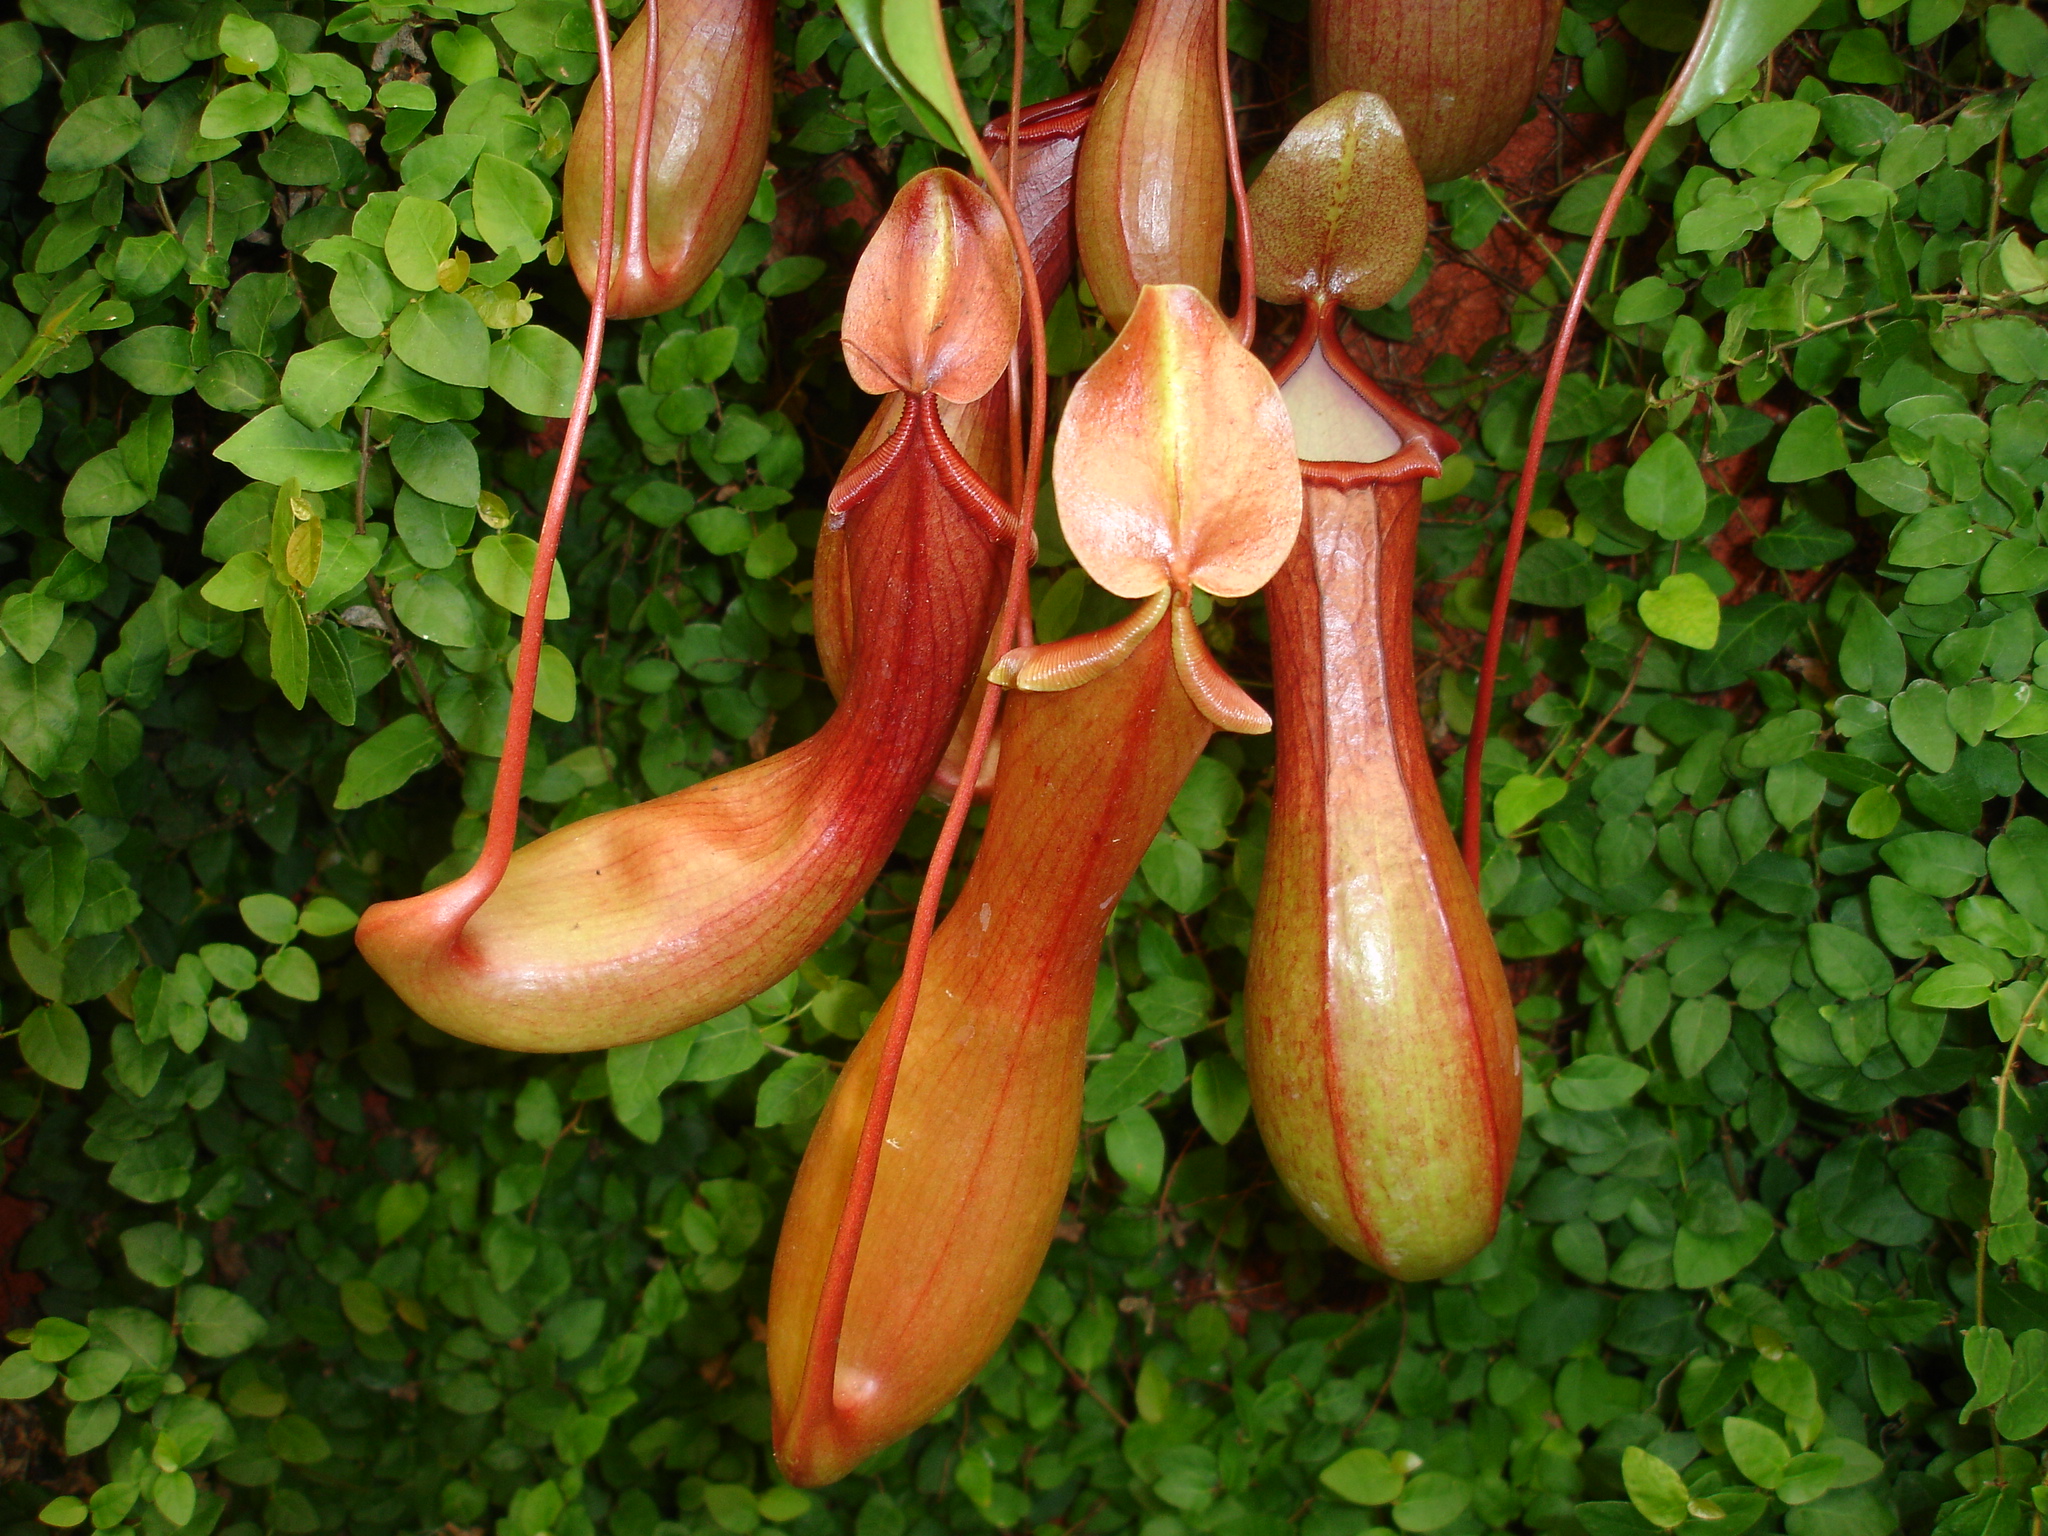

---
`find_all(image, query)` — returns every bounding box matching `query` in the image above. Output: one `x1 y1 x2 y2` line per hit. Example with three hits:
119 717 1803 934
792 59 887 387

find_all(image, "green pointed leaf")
1669 0 1825 125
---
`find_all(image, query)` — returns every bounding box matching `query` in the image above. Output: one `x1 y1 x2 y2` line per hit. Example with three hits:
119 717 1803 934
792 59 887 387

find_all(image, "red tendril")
1459 0 1727 882
792 25 1054 1428
459 0 624 923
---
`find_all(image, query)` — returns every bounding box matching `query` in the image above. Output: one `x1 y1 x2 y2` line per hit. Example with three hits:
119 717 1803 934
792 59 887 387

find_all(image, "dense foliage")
2 0 2047 1532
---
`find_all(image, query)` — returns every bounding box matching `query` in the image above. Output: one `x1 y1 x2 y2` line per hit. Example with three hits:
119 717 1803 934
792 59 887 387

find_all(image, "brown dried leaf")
841 169 1020 403
1053 284 1300 600
1248 92 1428 311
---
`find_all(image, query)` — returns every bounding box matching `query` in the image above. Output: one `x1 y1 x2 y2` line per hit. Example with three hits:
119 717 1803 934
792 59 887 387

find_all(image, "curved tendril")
1005 0 1031 639
1218 0 1254 345
625 0 658 284
461 0 620 925
1458 0 1726 882
795 86 1053 1437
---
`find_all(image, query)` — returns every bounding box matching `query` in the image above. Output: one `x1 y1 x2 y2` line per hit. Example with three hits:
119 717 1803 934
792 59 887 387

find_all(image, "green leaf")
266 588 308 708
1391 1471 1471 1533
214 407 358 491
1711 100 1821 175
1321 1448 1405 1506
375 1182 430 1245
1 592 63 665
1880 830 1987 897
836 0 965 154
1807 922 1894 999
394 487 474 568
20 1004 88 1089
1105 1106 1166 1195
490 325 580 417
1638 572 1722 650
199 81 287 139
745 523 799 580
1962 1325 2012 1417
196 351 279 415
238 894 299 945
1989 818 2048 929
28 1318 88 1364
334 713 443 809
1890 679 1957 772
101 326 196 396
1721 1415 1791 1486
391 291 492 388
299 898 358 937
262 124 364 188
389 419 481 506
280 338 382 428
514 643 576 722
754 1054 833 1127
1552 1054 1650 1111
473 533 570 619
758 256 827 297
1494 773 1569 835
1754 515 1855 570
261 947 320 1001
202 551 274 613
1670 995 1732 1075
1623 432 1707 538
218 12 278 70
63 450 146 521
1613 277 1685 325
0 1350 57 1399
383 196 457 290
1140 834 1214 913
1083 1038 1186 1121
606 1032 695 1136
472 153 553 260
327 251 402 339
1995 1330 2048 1438
0 394 41 464
1838 596 1906 696
1986 4 2048 74
510 1079 561 1145
1511 539 1603 606
1190 1055 1250 1142
677 1009 767 1083
306 620 357 725
391 573 480 646
177 1283 268 1356
434 24 500 83
1673 1199 1774 1287
45 95 142 172
1621 1446 1692 1529
1828 26 1906 83
267 1413 332 1463
0 646 79 779
1669 0 1822 122
0 23 44 111
1769 405 1851 482
121 1222 201 1287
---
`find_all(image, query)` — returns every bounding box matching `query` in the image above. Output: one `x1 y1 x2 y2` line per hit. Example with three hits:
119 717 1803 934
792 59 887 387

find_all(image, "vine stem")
1976 974 2048 1329
448 0 633 924
1217 0 1254 344
792 59 1055 1426
1458 0 1725 881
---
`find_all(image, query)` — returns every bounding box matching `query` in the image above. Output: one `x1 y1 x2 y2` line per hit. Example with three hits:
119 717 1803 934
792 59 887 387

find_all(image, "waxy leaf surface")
841 169 1019 403
1249 92 1428 311
1054 284 1300 600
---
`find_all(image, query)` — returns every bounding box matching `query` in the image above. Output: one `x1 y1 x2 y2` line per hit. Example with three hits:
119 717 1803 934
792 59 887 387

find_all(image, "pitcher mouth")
1271 300 1455 489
